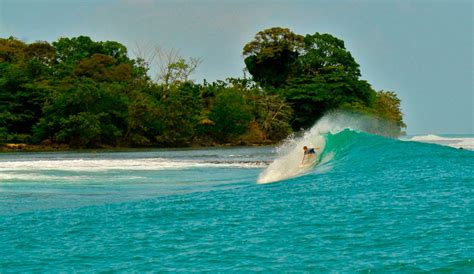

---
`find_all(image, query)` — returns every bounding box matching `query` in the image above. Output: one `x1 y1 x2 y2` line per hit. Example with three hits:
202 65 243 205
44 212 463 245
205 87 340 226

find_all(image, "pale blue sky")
0 0 472 134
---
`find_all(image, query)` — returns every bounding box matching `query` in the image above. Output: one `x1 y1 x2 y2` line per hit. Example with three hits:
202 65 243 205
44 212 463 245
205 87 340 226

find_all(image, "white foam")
457 139 474 150
257 111 370 184
0 173 149 182
257 134 325 184
0 158 266 173
408 135 474 150
0 173 61 181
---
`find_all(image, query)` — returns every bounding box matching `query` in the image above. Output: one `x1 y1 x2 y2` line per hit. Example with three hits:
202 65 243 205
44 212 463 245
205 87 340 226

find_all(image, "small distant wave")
0 173 144 182
408 135 474 150
0 173 64 181
0 158 267 174
410 134 446 141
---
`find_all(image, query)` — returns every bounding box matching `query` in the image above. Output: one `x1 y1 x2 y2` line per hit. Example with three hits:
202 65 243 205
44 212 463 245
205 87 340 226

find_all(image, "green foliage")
34 79 129 147
74 54 132 82
338 90 406 137
0 127 8 143
255 93 293 141
373 91 405 126
52 36 140 80
243 27 304 88
0 38 54 143
126 90 164 146
243 27 404 135
0 31 405 148
155 82 203 146
159 57 202 87
209 88 253 142
299 33 361 78
55 112 102 147
0 37 27 62
285 70 374 129
24 41 56 66
372 90 406 136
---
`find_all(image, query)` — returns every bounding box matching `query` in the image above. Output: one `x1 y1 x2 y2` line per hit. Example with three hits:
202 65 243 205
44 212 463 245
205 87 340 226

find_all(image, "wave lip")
257 128 326 184
257 111 373 184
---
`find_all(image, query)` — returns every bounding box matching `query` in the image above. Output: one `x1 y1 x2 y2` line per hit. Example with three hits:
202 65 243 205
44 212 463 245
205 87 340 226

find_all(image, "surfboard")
299 158 319 170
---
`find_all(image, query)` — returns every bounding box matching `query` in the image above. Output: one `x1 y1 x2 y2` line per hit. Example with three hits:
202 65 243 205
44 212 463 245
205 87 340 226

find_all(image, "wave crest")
257 111 377 184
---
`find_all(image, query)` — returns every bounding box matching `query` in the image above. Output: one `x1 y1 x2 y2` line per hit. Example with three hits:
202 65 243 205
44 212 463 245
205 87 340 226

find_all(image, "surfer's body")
302 146 318 164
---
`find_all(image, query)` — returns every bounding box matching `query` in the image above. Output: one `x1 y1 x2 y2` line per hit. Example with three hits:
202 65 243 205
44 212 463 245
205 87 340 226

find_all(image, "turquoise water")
1 130 473 271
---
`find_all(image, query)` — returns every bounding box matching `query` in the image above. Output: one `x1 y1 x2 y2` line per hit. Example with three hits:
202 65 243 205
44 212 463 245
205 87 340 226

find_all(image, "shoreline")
0 141 276 153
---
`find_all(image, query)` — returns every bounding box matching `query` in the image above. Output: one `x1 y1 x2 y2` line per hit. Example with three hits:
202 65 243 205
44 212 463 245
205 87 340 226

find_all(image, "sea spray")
257 111 381 184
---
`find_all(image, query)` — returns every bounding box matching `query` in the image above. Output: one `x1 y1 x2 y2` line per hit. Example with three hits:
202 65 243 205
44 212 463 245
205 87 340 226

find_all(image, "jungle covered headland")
0 27 405 150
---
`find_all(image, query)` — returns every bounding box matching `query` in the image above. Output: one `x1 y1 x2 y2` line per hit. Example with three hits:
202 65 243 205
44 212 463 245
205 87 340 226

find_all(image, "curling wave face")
258 112 474 184
257 111 382 184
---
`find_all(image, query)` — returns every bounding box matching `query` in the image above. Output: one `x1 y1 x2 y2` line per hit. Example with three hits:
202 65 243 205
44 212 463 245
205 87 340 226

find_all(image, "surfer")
302 146 318 164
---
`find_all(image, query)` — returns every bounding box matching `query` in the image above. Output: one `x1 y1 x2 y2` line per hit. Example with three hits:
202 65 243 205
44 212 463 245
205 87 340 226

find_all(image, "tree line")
0 27 405 148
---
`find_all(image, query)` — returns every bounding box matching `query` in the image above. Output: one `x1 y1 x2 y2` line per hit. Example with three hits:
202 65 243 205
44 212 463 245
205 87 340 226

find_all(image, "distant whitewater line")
0 158 266 174
407 134 474 150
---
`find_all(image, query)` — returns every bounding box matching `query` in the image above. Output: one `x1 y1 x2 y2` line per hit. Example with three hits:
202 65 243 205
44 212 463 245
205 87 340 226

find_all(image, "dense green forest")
0 27 405 149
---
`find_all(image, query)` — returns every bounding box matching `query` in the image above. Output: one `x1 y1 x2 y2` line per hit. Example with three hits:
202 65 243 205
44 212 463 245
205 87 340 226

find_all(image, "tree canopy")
243 27 404 133
0 29 405 149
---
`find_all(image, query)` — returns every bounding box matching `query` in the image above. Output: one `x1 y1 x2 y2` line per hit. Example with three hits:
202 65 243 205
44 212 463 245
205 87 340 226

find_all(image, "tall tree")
299 33 361 78
155 49 202 90
155 82 203 146
243 27 304 87
209 88 253 142
243 27 405 135
0 38 55 143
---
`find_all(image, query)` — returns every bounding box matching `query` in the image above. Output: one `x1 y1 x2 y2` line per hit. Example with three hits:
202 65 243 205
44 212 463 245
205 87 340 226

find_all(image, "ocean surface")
1 114 473 272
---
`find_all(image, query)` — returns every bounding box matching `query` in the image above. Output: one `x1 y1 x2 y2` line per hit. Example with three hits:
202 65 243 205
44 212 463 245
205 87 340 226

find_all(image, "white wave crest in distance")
0 158 266 173
409 135 474 150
